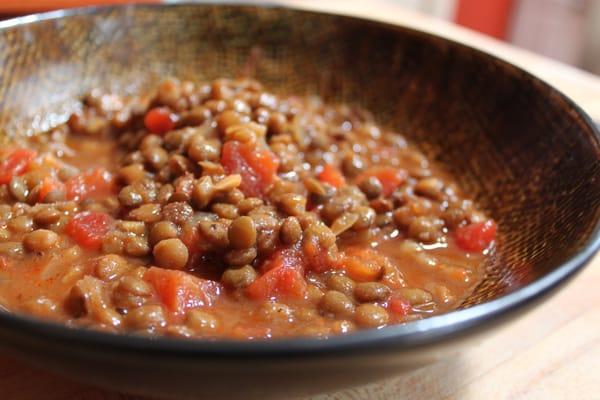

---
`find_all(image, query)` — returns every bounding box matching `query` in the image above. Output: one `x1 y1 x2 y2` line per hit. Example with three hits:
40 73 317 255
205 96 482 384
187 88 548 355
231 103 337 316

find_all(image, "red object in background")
0 1 158 14
455 0 515 39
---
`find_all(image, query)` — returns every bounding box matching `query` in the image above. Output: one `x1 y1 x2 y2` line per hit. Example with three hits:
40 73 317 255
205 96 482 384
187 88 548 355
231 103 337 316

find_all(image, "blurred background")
0 0 599 75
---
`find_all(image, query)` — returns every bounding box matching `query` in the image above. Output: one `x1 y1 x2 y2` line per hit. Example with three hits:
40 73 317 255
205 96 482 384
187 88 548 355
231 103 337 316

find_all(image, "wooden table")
2 1 600 399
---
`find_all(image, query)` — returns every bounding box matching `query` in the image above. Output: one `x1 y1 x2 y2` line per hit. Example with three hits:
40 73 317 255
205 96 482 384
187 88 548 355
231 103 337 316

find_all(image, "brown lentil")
228 216 257 249
23 229 58 252
153 238 189 270
354 304 389 328
279 216 303 245
320 290 355 318
354 282 391 303
326 275 356 296
221 265 257 288
149 221 179 245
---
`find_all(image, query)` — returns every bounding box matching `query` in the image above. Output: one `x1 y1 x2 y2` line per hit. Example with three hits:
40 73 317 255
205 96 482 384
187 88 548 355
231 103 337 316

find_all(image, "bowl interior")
0 4 598 312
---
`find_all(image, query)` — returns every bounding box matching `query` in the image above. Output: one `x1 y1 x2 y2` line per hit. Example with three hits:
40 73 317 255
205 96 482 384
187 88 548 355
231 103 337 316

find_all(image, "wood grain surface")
1 1 599 399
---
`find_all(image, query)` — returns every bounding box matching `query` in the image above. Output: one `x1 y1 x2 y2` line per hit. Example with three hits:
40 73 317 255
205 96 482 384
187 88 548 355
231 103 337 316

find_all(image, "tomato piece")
302 236 339 274
318 164 345 188
454 220 497 252
144 107 176 134
340 247 387 282
259 246 304 274
37 177 66 202
387 295 411 316
245 147 279 185
66 211 113 250
145 267 222 314
221 141 279 197
246 266 307 301
0 149 37 184
357 167 407 197
248 246 307 300
66 168 114 201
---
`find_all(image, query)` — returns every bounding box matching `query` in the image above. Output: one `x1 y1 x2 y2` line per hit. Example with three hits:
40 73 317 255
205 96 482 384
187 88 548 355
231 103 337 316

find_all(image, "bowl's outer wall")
0 4 598 399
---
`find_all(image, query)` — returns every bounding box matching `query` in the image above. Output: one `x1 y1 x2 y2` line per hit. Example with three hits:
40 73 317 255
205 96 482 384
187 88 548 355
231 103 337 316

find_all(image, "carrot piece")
145 267 222 315
318 164 345 188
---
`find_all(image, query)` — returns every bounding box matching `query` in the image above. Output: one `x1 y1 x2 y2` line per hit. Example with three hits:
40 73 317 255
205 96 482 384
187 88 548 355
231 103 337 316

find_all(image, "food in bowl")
0 78 496 339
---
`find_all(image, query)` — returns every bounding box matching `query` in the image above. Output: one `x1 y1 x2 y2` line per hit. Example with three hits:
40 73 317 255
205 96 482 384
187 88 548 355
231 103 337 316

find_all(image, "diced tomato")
246 246 307 300
248 147 279 182
339 247 387 282
38 177 66 202
357 167 407 197
318 164 345 188
246 266 307 301
0 149 37 184
454 220 497 252
302 236 339 274
145 267 222 315
66 211 113 250
66 168 114 201
388 295 411 316
221 140 279 197
144 107 176 134
259 246 304 274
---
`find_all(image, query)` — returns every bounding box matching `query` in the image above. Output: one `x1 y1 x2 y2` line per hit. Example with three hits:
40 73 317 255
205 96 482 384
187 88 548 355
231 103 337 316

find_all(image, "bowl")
0 4 598 399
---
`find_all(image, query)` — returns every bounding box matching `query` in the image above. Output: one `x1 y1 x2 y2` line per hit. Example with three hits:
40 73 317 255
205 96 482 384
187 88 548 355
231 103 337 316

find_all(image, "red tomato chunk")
145 267 222 315
66 168 114 201
387 295 411 316
247 247 307 300
0 149 37 184
318 164 346 188
454 220 497 252
144 107 176 135
66 211 113 250
221 140 279 197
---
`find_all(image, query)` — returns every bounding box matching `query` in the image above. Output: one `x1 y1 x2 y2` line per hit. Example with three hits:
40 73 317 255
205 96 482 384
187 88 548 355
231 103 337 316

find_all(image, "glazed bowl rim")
0 2 598 360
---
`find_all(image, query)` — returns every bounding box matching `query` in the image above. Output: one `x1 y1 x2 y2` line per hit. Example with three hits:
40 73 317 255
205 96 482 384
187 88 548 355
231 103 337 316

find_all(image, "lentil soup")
0 78 496 339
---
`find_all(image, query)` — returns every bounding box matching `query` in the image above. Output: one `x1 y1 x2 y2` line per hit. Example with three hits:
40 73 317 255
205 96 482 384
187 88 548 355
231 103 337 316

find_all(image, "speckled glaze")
0 4 598 399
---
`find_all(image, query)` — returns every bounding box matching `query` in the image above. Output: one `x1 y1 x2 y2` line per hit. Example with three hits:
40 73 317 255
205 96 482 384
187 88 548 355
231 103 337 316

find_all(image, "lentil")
23 229 58 252
153 238 189 270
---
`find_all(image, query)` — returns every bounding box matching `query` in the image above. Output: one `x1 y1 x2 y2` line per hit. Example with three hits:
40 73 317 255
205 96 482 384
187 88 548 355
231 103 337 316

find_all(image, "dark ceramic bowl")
0 4 599 399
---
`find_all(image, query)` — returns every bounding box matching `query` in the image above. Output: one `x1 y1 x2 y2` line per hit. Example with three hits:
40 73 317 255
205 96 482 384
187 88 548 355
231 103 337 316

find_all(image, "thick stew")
0 78 497 339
